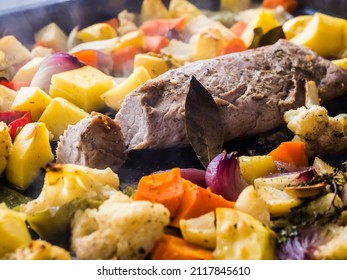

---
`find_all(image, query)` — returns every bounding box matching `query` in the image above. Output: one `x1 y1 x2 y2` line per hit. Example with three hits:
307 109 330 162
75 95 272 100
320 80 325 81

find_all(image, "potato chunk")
11 87 52 121
213 208 276 260
38 97 89 141
50 65 113 112
179 211 216 249
0 203 31 258
5 122 54 190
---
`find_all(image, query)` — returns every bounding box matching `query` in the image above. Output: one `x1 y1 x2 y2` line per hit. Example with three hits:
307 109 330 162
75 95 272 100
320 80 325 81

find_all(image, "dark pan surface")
0 0 346 198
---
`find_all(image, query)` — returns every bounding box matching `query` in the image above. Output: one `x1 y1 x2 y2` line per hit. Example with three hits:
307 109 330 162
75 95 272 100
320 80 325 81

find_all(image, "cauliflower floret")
71 191 170 260
2 240 71 260
284 105 347 157
117 10 138 36
20 163 119 215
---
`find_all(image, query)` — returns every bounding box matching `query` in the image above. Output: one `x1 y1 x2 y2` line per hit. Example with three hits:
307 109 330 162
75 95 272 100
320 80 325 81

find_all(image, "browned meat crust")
115 40 347 150
56 112 128 170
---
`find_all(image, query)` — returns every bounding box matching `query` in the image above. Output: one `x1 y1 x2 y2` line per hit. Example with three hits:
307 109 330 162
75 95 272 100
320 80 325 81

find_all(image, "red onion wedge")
205 151 248 201
30 52 85 93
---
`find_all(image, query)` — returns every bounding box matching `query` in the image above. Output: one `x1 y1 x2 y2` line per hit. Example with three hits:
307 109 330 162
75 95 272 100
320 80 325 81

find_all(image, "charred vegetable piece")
2 240 71 260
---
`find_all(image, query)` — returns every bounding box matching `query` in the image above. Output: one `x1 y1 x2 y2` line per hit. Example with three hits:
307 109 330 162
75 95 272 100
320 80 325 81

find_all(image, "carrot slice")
134 168 185 218
268 141 309 167
170 179 235 228
261 0 298 13
221 37 247 55
144 36 170 53
111 46 144 74
140 17 187 36
71 49 99 68
230 21 247 38
150 234 213 260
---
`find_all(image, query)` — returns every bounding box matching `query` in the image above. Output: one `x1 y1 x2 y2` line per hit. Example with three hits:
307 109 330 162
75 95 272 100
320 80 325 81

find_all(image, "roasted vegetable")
5 122 53 190
179 211 217 250
49 65 113 113
2 240 71 260
11 87 52 121
20 163 119 215
71 191 170 260
0 122 12 174
213 208 276 260
150 234 213 260
0 203 31 258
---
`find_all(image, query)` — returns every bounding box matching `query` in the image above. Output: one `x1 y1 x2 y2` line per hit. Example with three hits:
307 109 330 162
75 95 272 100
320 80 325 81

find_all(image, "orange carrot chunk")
170 179 235 228
261 0 298 13
134 168 185 218
221 37 247 55
140 17 187 36
144 35 170 53
150 234 213 260
268 141 309 167
230 21 247 38
111 46 144 74
71 49 99 68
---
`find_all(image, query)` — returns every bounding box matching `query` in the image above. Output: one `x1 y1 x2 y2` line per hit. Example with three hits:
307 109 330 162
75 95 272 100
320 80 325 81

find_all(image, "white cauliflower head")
284 105 347 157
71 191 170 260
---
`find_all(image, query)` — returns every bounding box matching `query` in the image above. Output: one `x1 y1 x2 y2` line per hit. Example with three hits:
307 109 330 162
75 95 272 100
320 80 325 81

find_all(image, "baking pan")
0 0 346 196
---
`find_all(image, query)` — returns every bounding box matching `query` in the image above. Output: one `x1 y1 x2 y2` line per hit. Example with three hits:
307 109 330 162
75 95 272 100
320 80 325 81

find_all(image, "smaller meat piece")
56 112 127 170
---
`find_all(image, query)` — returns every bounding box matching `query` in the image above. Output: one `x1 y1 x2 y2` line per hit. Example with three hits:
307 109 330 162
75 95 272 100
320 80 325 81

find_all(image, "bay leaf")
185 76 224 169
249 26 285 49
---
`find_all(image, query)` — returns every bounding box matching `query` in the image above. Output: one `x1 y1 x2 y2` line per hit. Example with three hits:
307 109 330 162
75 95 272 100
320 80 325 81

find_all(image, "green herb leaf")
185 76 224 169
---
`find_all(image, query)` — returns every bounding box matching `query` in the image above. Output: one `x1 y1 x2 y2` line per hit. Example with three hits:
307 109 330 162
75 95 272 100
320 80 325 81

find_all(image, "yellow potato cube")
38 97 89 141
13 57 45 83
256 186 302 216
192 32 225 61
77 23 117 42
111 30 145 52
11 87 52 121
282 15 313 40
234 185 271 227
213 208 276 260
35 22 67 52
333 58 347 71
50 65 113 112
0 35 31 67
101 66 151 111
179 211 216 250
290 13 346 57
5 122 54 190
169 0 201 21
220 0 251 12
241 9 279 47
134 53 169 78
140 0 170 23
0 203 31 258
238 155 277 184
